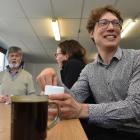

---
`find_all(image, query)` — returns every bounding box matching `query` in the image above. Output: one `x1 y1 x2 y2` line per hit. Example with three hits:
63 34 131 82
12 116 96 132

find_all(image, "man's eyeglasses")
97 19 122 29
54 53 62 57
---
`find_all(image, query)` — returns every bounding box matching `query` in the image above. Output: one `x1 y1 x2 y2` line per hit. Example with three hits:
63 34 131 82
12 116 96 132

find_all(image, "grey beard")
9 63 20 69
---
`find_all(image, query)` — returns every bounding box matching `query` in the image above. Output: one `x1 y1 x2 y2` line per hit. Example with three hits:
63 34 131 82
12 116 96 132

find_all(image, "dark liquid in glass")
11 102 48 140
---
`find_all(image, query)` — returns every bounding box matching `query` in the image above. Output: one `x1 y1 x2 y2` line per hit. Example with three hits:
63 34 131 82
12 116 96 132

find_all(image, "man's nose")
107 22 114 29
11 56 17 60
12 56 16 59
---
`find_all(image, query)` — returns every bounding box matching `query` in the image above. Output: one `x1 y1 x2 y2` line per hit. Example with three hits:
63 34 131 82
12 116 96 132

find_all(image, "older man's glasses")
97 19 122 29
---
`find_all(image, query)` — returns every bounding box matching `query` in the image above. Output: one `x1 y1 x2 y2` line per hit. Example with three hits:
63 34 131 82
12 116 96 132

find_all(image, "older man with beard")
0 46 35 103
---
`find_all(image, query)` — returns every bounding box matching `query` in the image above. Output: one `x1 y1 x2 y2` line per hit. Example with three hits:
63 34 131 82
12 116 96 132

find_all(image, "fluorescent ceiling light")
121 19 136 38
51 19 61 41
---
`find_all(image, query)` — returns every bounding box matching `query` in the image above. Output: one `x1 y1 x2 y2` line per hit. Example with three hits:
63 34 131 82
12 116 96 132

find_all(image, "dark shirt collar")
6 65 22 76
95 47 122 65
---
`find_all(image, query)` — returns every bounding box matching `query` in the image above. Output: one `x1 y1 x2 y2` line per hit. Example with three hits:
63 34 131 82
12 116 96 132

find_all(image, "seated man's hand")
48 93 89 120
36 68 58 91
0 95 11 104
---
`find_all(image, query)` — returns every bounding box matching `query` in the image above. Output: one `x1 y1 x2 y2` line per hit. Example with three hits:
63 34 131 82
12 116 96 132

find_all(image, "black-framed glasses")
97 19 122 29
54 52 62 57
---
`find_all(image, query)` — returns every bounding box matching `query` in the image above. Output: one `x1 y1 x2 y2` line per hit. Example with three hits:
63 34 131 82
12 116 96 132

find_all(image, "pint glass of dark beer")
11 95 60 140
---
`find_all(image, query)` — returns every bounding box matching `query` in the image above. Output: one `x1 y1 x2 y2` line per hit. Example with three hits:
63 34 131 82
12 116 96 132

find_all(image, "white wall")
24 62 60 93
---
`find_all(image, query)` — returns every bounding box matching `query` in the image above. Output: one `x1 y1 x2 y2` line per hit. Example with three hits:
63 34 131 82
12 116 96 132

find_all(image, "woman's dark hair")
58 39 88 64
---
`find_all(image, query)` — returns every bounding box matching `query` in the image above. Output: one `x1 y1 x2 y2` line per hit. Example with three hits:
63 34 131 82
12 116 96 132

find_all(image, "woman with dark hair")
55 39 88 89
37 40 94 139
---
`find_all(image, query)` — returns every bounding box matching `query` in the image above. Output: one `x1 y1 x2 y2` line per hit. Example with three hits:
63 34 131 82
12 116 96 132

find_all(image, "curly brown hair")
86 5 123 33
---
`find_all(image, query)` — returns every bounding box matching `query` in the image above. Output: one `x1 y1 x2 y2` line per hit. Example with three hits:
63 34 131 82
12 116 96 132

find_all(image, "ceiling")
0 0 140 63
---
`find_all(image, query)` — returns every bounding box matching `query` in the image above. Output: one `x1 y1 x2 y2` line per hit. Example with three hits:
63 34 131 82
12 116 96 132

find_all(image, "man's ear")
89 31 94 38
89 31 95 44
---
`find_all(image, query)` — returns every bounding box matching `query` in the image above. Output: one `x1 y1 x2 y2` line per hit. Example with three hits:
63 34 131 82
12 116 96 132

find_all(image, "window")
0 52 5 71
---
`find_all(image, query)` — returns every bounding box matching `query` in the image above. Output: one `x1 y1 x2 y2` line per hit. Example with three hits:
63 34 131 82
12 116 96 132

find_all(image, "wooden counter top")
0 103 88 140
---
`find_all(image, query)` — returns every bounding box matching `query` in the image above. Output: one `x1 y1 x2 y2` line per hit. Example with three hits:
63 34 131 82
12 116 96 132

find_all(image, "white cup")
45 85 64 95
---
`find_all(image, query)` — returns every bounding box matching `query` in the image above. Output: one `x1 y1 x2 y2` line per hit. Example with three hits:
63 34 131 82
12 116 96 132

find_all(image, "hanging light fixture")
51 19 61 41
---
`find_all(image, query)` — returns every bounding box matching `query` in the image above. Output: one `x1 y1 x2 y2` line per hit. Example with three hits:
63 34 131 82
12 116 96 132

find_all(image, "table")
0 103 88 140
